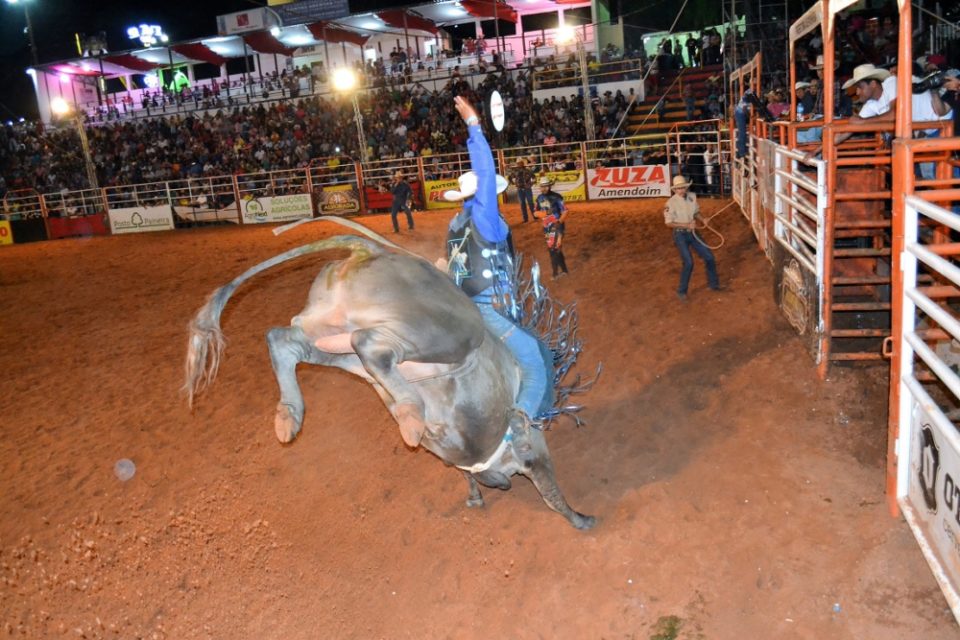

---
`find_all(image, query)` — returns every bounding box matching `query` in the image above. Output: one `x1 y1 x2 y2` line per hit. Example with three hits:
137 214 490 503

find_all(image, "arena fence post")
354 160 368 214
578 142 588 200
232 174 244 225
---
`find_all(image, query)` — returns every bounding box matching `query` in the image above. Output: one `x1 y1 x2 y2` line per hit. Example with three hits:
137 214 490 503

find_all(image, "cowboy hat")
842 63 890 89
537 176 555 187
810 54 838 70
794 81 811 90
671 175 693 190
443 171 509 202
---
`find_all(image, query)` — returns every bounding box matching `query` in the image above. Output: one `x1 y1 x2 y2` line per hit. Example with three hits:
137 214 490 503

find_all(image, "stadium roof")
34 0 583 79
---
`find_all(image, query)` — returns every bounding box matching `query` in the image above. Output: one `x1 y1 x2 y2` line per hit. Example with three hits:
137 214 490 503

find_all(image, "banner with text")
241 194 313 224
319 184 360 215
424 178 461 210
107 205 175 234
542 170 586 202
586 165 671 199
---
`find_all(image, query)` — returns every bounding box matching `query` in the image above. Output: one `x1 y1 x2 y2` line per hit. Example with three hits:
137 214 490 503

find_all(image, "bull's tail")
183 234 383 405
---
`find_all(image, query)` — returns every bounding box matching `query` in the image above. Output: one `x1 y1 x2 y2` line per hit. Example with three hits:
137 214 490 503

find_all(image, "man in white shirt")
805 64 951 162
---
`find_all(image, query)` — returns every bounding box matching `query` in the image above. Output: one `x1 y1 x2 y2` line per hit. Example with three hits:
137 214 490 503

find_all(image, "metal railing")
895 189 960 625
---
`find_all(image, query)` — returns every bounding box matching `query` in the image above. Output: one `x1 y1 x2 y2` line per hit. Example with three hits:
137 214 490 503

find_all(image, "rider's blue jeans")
473 287 548 419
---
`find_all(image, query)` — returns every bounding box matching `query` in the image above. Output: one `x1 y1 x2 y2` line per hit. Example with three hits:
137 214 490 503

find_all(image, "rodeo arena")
6 0 960 635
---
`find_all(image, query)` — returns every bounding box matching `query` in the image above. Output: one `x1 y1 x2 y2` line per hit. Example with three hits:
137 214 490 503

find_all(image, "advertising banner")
0 220 12 246
216 9 269 35
107 205 175 234
319 184 360 215
424 178 461 211
241 194 313 224
542 170 586 202
586 165 671 199
905 405 960 602
47 214 110 239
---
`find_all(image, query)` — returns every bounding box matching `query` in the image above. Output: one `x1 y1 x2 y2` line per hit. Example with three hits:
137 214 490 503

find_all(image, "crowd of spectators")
1 53 651 200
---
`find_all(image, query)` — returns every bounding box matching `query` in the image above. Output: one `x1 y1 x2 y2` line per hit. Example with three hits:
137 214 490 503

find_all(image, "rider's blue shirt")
464 124 509 243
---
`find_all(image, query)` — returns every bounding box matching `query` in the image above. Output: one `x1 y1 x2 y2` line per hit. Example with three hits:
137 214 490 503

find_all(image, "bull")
184 233 595 530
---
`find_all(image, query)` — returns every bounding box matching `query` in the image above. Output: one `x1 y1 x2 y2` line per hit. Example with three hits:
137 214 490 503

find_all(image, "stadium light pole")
332 68 368 164
6 0 39 68
50 97 99 192
557 25 595 141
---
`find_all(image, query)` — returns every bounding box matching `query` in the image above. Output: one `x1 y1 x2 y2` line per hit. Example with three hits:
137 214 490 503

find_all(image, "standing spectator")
685 34 699 68
390 170 414 233
663 175 721 300
535 176 570 279
511 158 537 222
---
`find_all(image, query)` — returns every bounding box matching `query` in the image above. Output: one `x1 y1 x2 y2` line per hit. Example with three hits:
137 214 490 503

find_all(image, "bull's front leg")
351 327 428 448
267 326 366 443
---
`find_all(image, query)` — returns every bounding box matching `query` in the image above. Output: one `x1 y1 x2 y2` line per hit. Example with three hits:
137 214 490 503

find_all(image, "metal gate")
894 194 960 623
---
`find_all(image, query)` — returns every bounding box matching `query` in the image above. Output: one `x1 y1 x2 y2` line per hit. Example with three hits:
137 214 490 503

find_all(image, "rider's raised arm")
455 95 508 243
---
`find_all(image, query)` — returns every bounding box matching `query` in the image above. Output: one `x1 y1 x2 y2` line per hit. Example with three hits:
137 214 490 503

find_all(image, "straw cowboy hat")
671 175 693 190
443 171 510 202
538 176 555 187
842 63 890 89
794 81 811 90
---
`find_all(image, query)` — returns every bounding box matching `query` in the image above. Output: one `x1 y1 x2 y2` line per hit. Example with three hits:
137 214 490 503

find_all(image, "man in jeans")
389 170 414 233
664 175 721 300
510 158 537 222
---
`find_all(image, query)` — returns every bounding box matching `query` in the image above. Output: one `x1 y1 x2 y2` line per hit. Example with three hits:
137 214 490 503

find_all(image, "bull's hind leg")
351 328 428 448
267 326 364 443
523 431 596 530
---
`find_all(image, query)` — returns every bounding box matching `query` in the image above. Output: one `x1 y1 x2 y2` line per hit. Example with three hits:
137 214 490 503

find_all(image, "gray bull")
184 235 595 530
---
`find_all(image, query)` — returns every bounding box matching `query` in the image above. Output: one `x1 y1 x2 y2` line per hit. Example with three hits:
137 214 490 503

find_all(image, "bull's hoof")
395 403 426 448
465 496 484 508
274 403 302 443
572 513 597 531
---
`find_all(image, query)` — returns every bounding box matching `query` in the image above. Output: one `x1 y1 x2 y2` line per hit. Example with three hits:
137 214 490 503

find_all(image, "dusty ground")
0 198 956 639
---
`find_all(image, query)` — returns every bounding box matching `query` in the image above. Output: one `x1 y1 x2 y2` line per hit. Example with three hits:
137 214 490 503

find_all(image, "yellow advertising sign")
424 179 461 210
424 178 509 211
0 220 12 246
543 170 587 202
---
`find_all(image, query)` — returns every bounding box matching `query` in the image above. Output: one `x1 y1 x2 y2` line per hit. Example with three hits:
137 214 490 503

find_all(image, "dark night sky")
0 0 406 120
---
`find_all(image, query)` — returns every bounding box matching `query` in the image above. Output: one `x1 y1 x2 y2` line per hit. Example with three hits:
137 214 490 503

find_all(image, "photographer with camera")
803 63 952 165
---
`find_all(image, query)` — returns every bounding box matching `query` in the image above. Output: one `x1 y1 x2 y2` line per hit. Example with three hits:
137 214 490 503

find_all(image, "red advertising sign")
586 165 671 199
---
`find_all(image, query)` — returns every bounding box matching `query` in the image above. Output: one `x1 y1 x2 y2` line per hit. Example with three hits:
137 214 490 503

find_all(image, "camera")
913 71 946 93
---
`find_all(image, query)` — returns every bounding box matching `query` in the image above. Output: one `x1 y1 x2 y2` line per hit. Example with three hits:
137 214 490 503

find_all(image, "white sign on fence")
904 405 960 602
107 205 175 234
586 165 671 199
240 194 313 224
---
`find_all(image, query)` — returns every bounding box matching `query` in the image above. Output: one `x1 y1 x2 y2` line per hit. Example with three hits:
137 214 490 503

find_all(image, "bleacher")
625 64 726 136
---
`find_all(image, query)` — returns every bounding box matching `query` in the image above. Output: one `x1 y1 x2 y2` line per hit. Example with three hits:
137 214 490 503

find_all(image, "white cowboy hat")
537 176 555 187
671 175 693 190
794 81 811 90
443 171 510 202
842 63 890 89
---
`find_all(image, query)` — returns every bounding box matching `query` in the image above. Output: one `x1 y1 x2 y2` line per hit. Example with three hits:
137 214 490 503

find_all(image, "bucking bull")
184 229 595 530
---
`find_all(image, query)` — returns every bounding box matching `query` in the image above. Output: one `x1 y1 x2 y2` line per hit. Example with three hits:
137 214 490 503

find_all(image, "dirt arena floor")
0 197 956 639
